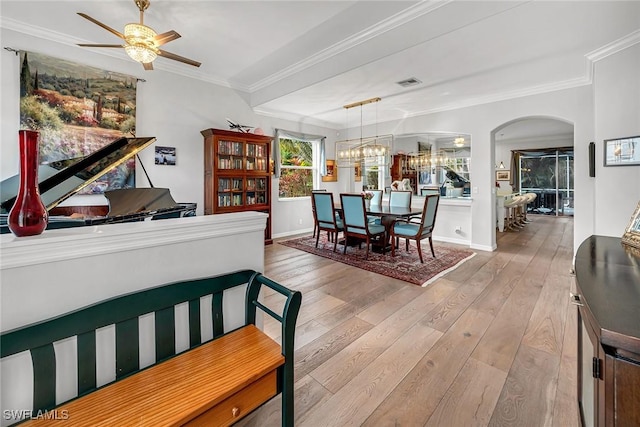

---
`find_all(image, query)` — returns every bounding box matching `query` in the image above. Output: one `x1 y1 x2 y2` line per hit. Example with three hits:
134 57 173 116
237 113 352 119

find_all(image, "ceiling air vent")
396 77 422 88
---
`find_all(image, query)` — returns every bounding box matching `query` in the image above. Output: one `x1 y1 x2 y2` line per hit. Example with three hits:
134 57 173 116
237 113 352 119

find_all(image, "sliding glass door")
519 150 574 216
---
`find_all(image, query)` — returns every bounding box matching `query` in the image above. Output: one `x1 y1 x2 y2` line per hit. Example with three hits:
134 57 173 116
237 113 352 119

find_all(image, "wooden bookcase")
390 154 417 192
201 128 272 244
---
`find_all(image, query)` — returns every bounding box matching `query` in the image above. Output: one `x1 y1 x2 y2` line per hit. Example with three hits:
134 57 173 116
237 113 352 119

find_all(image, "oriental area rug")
279 234 476 287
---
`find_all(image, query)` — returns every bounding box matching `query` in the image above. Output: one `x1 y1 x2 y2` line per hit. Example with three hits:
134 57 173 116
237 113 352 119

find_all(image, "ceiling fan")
77 0 201 70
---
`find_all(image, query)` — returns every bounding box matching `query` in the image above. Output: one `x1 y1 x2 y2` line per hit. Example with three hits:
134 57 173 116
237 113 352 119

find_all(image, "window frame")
277 136 319 200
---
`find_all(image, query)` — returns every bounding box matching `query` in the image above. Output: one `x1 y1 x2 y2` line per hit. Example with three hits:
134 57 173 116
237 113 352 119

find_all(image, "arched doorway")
492 117 575 242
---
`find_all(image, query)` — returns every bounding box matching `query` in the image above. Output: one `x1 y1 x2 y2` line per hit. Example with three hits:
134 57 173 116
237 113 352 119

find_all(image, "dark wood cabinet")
574 236 640 427
390 154 416 191
201 128 272 244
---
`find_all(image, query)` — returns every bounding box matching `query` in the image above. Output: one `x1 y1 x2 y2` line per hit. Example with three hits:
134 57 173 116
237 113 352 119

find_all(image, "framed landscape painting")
19 51 138 193
496 170 510 181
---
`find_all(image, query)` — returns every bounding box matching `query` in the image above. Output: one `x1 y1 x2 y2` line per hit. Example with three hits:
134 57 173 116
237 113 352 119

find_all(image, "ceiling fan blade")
154 30 181 47
158 49 201 67
77 13 125 40
143 62 154 71
77 44 124 48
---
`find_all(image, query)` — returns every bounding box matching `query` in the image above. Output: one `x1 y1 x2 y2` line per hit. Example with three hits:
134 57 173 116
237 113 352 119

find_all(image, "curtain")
273 128 326 178
510 150 521 191
319 137 327 176
273 129 281 178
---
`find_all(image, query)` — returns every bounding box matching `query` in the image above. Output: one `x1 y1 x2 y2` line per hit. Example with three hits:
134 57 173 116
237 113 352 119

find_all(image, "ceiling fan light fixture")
125 44 158 63
124 23 158 63
124 22 157 41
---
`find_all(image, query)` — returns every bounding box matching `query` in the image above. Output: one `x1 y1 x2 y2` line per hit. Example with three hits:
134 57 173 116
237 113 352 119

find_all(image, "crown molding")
252 107 340 130
400 30 640 121
2 16 83 47
247 0 453 93
586 29 640 63
402 75 592 120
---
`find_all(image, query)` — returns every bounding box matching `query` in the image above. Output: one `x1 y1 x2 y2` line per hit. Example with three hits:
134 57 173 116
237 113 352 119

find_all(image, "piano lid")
0 136 156 214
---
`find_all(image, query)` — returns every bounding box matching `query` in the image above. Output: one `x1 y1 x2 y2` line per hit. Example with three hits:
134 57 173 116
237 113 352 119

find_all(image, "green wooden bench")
1 269 301 426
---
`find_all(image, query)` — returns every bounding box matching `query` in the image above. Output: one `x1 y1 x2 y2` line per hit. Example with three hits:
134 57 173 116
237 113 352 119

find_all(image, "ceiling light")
336 97 392 168
454 137 465 147
124 23 158 63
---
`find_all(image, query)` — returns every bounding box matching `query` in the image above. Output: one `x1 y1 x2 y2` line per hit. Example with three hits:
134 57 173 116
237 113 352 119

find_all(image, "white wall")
2 27 639 251
593 43 640 237
0 28 335 239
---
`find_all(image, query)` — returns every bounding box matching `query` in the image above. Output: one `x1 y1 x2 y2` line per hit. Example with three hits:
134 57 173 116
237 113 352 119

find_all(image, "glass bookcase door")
218 140 245 170
217 178 231 207
246 143 268 171
231 178 244 207
246 177 268 205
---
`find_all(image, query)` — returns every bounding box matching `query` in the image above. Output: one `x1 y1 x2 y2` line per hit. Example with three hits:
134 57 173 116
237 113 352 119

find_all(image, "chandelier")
335 97 392 168
124 23 159 63
405 150 468 170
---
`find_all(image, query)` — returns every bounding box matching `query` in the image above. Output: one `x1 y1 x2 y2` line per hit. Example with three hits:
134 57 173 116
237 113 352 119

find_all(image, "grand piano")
0 136 196 233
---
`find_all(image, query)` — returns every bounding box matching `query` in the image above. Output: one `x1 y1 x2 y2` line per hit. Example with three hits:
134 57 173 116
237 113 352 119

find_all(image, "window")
278 137 315 198
519 151 574 216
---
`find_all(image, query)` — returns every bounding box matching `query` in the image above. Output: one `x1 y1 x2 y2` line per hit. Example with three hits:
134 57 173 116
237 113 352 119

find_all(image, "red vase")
8 130 48 237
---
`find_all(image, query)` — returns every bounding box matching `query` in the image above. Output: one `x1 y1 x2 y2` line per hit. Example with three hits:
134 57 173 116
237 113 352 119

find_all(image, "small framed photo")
622 201 640 250
496 170 510 181
322 159 338 182
604 136 640 166
354 163 362 182
155 146 176 166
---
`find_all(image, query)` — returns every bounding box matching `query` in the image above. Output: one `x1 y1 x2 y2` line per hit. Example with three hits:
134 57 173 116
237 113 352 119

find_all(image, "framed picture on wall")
496 170 510 181
155 146 176 165
355 163 362 182
322 159 338 182
604 136 640 166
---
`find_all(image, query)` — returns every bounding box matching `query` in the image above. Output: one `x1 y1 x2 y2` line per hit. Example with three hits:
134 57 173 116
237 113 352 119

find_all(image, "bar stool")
522 192 537 223
504 195 524 231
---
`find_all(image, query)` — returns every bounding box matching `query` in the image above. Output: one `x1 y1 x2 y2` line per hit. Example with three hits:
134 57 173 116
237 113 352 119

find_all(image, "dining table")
334 203 423 252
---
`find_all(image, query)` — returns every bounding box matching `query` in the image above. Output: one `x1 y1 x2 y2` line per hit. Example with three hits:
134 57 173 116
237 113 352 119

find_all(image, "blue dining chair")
369 190 383 207
312 192 343 252
367 189 384 224
340 193 386 259
311 189 327 238
390 194 440 263
389 190 412 208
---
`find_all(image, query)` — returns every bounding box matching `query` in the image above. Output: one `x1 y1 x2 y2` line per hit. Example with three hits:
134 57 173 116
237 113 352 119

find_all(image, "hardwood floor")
239 215 579 426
